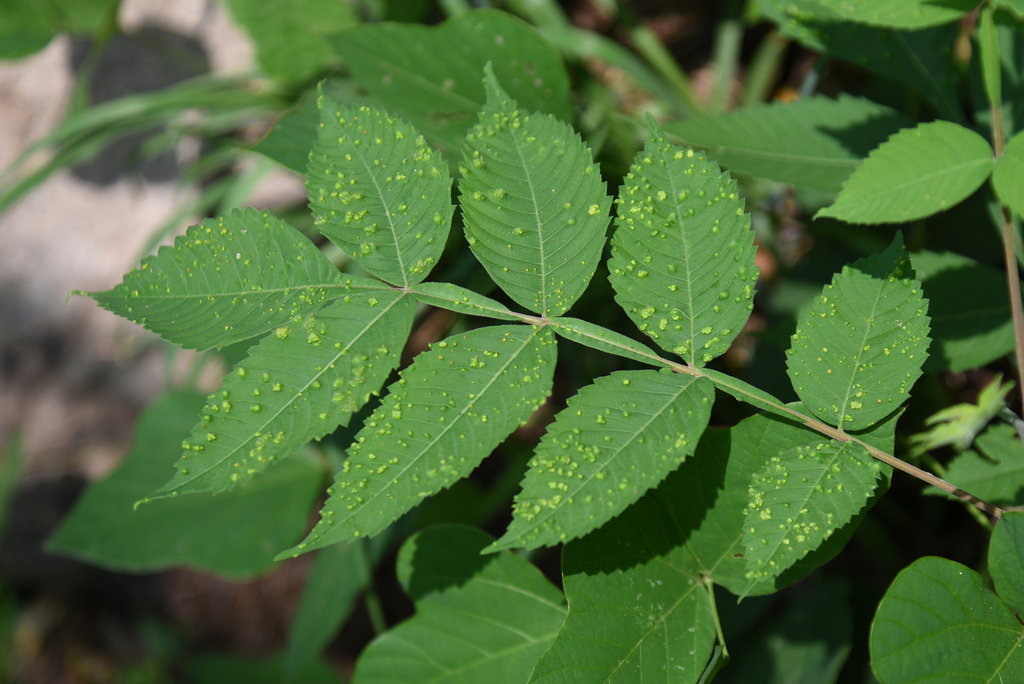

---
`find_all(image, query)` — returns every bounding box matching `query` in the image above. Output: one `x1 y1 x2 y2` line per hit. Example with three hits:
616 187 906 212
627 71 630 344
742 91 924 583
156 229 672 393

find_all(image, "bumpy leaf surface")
994 130 1024 218
787 234 930 430
283 325 556 555
151 291 414 498
307 97 453 286
761 1 963 121
817 121 993 224
531 408 896 684
662 95 911 193
913 250 1014 372
354 526 566 684
334 9 571 155
870 557 1024 683
608 119 758 365
549 316 665 366
493 369 713 551
46 391 322 578
89 207 352 351
741 440 882 588
460 65 611 318
411 282 520 321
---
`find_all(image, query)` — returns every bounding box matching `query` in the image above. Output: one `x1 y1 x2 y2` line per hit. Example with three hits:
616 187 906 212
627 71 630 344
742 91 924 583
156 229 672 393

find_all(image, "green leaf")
817 121 994 224
252 80 383 175
549 316 666 366
188 654 343 684
661 95 912 193
284 540 376 680
87 207 354 351
870 557 1024 683
352 526 566 684
493 369 713 551
46 391 322 579
307 97 454 287
411 282 521 321
460 65 611 318
995 0 1024 21
0 0 55 59
991 511 1024 616
221 0 358 83
334 9 571 155
933 423 1024 507
532 407 896 684
760 1 963 122
994 130 1024 217
608 118 758 366
787 233 930 430
913 250 1015 372
741 440 882 589
910 374 1013 454
529 494 718 684
0 431 22 536
803 0 975 29
281 325 557 556
714 579 852 684
151 291 414 498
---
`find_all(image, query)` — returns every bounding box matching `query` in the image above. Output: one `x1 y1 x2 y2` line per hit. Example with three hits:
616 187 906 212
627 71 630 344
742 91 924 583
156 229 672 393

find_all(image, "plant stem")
710 0 744 113
355 538 388 635
704 579 729 659
742 30 788 107
1000 205 1024 412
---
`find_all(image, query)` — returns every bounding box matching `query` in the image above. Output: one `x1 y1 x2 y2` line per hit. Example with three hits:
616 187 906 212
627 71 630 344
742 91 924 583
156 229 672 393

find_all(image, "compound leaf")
460 64 611 318
47 391 322 579
281 325 556 555
806 0 975 29
608 117 758 366
334 9 571 155
87 207 352 351
870 557 1024 683
991 511 1024 617
817 121 994 224
307 95 453 287
531 407 896 684
149 291 415 498
787 233 930 430
662 94 911 193
741 440 883 590
353 526 566 684
492 369 714 551
994 130 1024 217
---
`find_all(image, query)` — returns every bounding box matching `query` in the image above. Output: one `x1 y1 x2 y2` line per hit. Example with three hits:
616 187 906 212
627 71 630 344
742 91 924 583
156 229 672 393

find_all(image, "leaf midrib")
346 327 545 524
160 293 409 493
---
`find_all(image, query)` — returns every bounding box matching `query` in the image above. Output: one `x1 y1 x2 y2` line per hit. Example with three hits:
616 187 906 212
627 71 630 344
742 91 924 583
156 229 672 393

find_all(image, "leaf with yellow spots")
307 91 454 287
740 440 882 592
608 116 759 367
491 369 713 552
279 324 557 556
144 290 415 499
87 207 362 351
786 232 931 430
459 64 612 319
